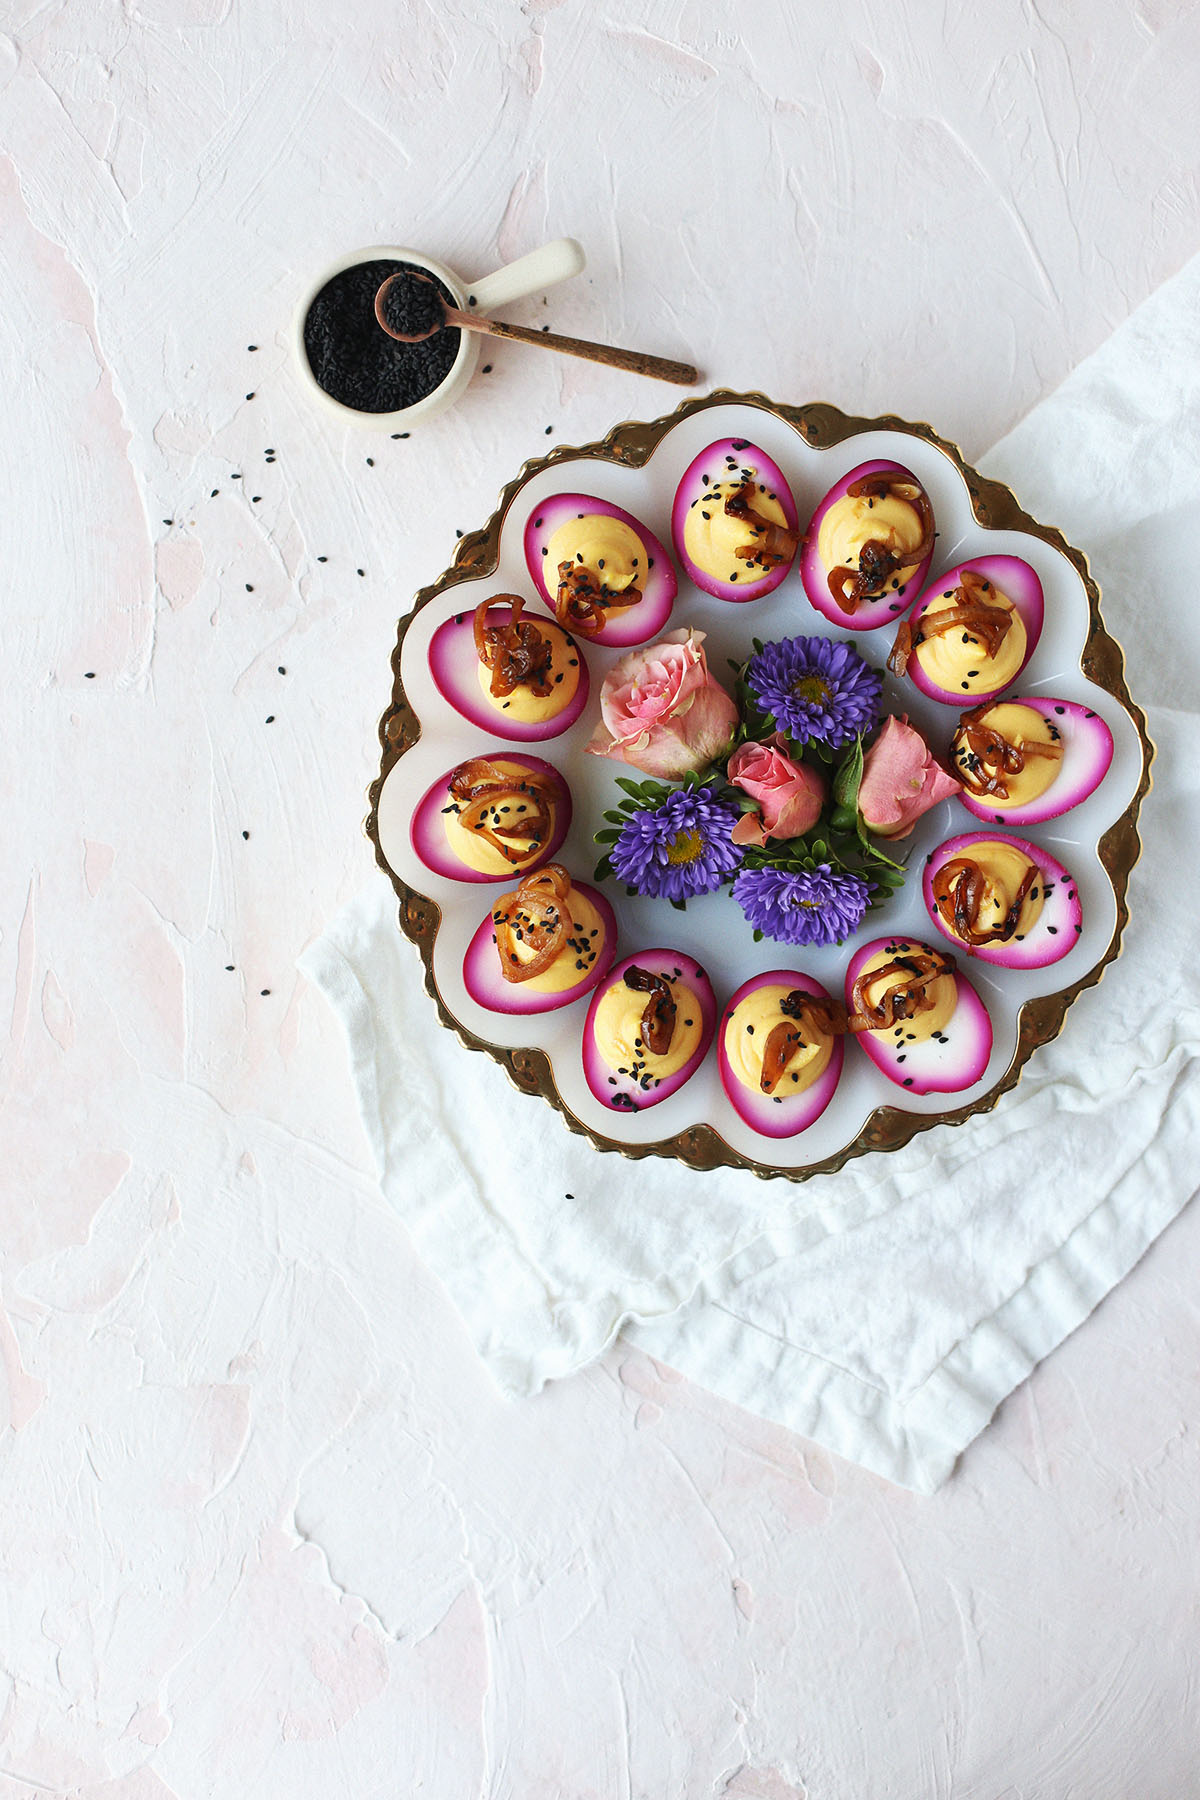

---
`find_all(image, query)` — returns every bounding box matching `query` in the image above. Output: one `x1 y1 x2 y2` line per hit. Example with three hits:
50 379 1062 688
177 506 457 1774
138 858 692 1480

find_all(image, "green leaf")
593 856 613 882
593 828 621 844
601 809 628 825
669 897 687 912
832 734 865 812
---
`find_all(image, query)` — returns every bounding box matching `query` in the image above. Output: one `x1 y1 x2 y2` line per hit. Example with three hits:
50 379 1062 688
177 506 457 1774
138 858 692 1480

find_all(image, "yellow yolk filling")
857 943 957 1044
914 583 1027 696
816 490 925 592
545 513 644 598
592 976 703 1081
939 840 1045 943
723 985 834 1097
950 702 1063 807
504 886 606 993
683 474 788 585
476 619 580 723
443 759 556 877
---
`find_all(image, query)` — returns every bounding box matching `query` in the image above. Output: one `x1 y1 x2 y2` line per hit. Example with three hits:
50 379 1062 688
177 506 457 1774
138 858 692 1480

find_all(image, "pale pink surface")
858 714 962 839
729 738 827 846
587 628 738 777
2 5 1199 1798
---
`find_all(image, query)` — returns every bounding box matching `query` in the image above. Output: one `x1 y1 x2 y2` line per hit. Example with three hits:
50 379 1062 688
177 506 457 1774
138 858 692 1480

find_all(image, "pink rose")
857 714 961 839
585 629 738 779
728 736 827 847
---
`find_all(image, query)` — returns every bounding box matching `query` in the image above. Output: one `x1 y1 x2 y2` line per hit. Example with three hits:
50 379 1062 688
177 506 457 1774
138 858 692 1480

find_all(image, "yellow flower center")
793 675 831 706
666 828 703 865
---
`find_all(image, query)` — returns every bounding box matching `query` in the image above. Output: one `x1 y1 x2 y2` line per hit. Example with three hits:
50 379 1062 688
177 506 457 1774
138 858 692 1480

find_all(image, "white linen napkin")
301 251 1200 1493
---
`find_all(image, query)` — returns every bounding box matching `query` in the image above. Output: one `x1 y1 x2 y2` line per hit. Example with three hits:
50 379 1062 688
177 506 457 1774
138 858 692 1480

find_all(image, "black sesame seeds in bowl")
292 245 480 429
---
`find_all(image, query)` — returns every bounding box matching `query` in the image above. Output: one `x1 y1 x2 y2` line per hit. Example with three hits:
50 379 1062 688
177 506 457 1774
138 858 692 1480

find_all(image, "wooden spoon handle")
466 315 699 385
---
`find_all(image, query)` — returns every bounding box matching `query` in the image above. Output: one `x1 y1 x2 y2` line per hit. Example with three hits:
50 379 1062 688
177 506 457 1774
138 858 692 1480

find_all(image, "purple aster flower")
733 864 871 947
610 786 743 901
747 635 882 749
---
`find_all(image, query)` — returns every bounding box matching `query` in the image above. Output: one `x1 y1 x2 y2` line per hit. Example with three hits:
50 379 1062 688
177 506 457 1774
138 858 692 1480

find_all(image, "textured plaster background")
2 1 1199 1794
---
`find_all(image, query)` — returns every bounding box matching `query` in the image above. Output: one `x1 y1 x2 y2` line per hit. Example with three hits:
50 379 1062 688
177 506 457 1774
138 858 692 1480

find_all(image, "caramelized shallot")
888 570 1013 678
622 965 677 1056
554 559 641 632
953 706 1063 799
848 947 957 1032
473 593 554 698
932 855 1038 949
447 758 556 866
492 862 572 983
725 480 800 571
758 990 846 1094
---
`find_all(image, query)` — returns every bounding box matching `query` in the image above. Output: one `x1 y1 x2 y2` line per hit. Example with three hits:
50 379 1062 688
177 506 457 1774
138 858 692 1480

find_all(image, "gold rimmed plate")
366 392 1152 1181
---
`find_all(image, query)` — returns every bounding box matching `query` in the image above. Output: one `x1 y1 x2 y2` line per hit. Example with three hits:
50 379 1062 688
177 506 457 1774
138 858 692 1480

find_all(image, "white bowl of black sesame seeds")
293 237 586 430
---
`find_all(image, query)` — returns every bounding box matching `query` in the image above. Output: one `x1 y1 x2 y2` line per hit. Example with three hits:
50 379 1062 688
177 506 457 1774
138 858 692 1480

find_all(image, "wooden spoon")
374 270 699 387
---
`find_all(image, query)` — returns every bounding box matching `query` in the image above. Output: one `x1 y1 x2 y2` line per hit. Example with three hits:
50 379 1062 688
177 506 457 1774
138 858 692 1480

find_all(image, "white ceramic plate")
372 396 1147 1177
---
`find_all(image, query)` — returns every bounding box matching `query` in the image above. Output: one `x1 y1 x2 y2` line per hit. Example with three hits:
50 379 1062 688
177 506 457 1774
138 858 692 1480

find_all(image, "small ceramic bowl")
292 237 585 430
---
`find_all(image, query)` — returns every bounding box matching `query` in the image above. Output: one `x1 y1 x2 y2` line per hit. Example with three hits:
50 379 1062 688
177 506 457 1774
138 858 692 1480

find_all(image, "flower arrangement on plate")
587 625 960 946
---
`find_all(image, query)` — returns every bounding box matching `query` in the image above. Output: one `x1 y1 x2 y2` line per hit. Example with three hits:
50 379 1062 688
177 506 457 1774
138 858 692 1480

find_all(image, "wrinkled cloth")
301 252 1200 1493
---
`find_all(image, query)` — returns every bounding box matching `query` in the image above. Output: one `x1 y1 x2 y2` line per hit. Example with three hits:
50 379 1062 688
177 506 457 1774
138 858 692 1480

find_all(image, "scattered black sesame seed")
265 715 275 724
245 583 254 592
225 964 235 971
317 555 327 562
357 568 365 576
248 344 258 351
278 665 286 674
366 457 374 467
261 988 270 996
211 489 219 497
545 425 553 434
242 830 250 840
84 671 95 679
482 364 492 373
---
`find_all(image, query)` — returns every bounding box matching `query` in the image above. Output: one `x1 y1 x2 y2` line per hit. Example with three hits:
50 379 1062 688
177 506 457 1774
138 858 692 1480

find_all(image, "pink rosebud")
585 629 738 779
728 736 827 847
857 714 961 839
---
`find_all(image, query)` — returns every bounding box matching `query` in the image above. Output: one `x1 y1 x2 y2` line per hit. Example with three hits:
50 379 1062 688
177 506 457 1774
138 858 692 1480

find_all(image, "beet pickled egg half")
428 594 589 742
950 696 1114 826
718 970 843 1138
523 494 677 647
923 831 1081 970
890 555 1043 706
671 439 799 601
410 751 572 884
583 950 716 1112
844 936 993 1095
801 460 935 630
462 863 616 1015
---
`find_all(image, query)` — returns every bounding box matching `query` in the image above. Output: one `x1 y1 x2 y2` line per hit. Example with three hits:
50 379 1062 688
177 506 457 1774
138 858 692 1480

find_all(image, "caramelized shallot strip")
827 476 935 614
953 706 1062 799
492 863 572 983
759 990 846 1094
473 593 555 698
847 948 957 1032
933 856 1038 949
555 559 641 632
623 966 677 1057
448 758 556 865
888 571 1015 678
725 480 799 570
